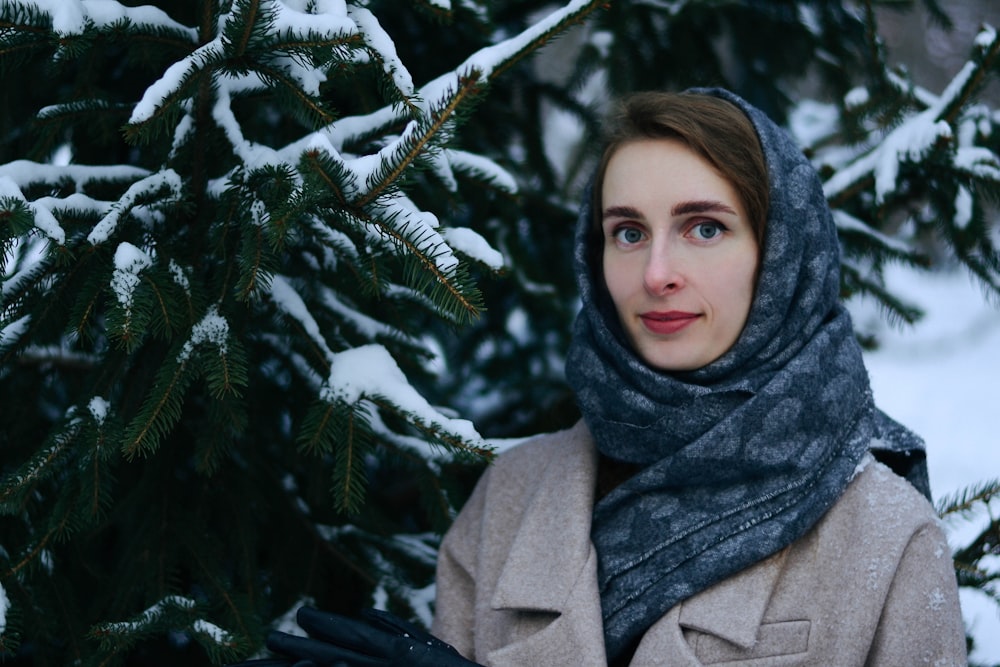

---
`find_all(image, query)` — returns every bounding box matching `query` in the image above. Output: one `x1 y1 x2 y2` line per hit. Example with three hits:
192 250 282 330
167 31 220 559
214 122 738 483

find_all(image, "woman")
430 89 966 665
240 89 967 666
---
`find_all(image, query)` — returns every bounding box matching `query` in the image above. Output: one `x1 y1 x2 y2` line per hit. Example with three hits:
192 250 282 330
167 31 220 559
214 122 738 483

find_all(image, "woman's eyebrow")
602 205 643 220
671 199 737 216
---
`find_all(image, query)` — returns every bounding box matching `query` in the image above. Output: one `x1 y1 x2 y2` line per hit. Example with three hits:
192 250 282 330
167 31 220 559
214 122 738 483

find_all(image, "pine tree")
0 0 602 664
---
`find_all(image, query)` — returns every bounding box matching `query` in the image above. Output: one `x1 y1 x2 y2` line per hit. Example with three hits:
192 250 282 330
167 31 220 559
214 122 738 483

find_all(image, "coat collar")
488 420 789 658
676 547 788 649
491 420 599 614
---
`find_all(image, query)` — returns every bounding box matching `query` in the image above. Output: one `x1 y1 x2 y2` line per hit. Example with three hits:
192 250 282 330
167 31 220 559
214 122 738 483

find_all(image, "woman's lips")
639 311 700 335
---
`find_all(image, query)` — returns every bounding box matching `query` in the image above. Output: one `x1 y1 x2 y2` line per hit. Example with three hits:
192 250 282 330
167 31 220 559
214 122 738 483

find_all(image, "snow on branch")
319 286 419 348
87 170 183 245
128 39 225 126
0 160 149 193
0 583 8 634
440 227 505 270
269 274 336 367
823 20 1000 207
444 148 518 193
822 105 952 204
177 305 230 363
0 315 31 354
110 242 153 312
831 210 912 255
420 0 602 107
96 596 196 635
0 176 65 245
347 6 415 100
28 0 197 39
321 344 485 449
270 0 357 38
211 81 283 171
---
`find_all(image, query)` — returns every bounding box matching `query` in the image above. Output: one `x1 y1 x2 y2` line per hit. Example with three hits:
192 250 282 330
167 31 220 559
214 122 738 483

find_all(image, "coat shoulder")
482 420 596 489
833 455 940 537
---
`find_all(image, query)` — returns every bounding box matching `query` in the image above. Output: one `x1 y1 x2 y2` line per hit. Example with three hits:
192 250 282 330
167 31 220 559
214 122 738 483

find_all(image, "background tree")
1 0 998 665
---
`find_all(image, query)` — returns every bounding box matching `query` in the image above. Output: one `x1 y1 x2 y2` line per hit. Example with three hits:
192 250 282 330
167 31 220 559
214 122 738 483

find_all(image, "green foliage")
0 0 603 663
937 479 1000 665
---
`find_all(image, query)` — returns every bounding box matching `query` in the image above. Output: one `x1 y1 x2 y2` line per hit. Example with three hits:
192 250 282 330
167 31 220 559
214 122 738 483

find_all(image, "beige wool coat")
432 420 967 666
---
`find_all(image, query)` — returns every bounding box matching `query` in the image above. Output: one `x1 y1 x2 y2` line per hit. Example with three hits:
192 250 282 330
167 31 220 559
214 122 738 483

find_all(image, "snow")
129 41 223 125
192 619 232 644
444 149 518 193
0 160 148 192
844 86 870 110
0 315 31 352
31 0 197 39
848 263 1000 663
953 186 973 229
84 0 196 37
87 170 183 244
347 6 414 97
269 275 337 365
168 259 190 293
0 175 66 245
974 23 997 50
110 242 152 310
271 0 355 36
88 396 109 425
0 582 8 633
178 306 230 363
319 287 417 345
831 210 912 254
322 344 484 446
873 112 952 204
440 227 505 270
98 595 228 642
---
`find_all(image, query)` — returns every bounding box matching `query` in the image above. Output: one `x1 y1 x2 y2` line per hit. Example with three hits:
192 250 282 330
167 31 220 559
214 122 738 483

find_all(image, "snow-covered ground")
850 264 1000 664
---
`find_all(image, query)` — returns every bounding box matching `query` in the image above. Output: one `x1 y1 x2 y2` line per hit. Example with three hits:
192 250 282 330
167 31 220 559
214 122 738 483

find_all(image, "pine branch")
368 396 493 460
938 25 1000 127
356 74 484 209
478 0 607 84
123 41 227 145
0 420 80 514
121 350 195 460
235 212 281 301
225 0 265 58
0 2 51 75
243 59 336 127
937 478 1000 517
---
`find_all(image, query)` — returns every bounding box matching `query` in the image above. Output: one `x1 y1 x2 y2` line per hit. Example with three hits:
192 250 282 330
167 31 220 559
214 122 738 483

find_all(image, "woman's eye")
691 221 724 240
614 227 644 244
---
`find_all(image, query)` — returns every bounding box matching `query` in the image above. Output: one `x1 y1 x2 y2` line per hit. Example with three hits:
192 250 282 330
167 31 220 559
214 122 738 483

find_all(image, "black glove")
232 606 482 667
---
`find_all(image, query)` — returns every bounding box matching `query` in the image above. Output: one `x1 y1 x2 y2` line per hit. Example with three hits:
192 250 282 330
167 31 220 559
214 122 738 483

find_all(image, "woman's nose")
642 246 685 295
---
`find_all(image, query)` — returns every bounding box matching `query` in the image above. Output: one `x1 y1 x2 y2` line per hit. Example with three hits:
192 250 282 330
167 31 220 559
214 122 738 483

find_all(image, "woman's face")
601 138 759 372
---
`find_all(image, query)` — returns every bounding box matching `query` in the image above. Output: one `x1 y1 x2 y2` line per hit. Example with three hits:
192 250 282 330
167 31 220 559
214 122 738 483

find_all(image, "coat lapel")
627 549 788 665
676 547 788 648
488 421 609 665
490 420 598 613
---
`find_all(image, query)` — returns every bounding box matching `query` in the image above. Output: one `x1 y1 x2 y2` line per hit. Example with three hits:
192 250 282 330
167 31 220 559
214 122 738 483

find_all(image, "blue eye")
692 222 724 240
615 227 644 244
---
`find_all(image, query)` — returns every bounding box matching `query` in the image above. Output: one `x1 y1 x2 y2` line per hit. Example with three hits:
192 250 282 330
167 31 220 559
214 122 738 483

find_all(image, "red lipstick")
639 311 700 335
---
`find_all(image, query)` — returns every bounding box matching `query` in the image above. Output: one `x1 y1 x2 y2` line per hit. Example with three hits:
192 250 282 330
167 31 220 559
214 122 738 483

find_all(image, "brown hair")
589 91 769 263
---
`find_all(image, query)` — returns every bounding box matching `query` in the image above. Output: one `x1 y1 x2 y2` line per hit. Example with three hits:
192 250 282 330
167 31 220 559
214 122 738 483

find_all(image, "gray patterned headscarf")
565 88 928 661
